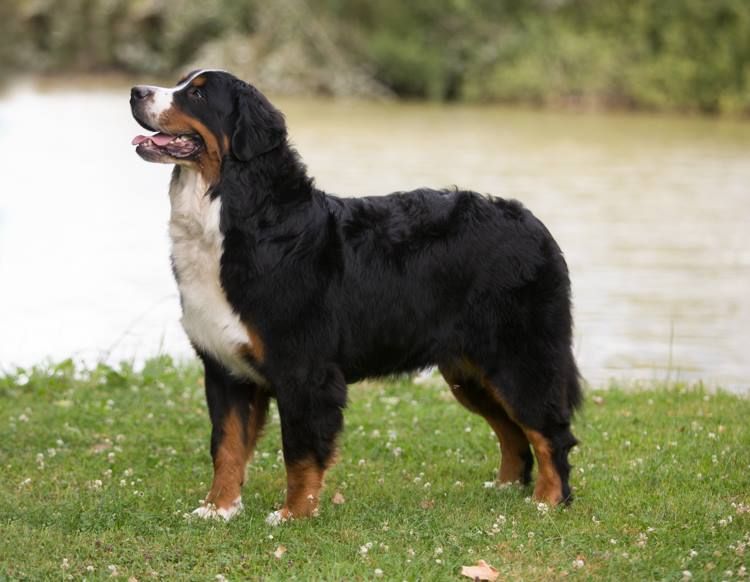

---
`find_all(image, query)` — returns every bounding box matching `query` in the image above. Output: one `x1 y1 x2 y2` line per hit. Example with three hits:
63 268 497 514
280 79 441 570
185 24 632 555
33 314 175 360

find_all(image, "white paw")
191 497 243 521
265 510 286 526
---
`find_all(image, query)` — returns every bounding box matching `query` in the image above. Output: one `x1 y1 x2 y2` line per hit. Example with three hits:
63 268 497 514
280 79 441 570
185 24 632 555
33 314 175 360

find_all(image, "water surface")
1 85 748 390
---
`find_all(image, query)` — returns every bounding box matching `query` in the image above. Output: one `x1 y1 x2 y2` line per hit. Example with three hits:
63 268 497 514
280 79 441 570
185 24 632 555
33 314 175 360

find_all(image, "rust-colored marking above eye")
191 76 207 88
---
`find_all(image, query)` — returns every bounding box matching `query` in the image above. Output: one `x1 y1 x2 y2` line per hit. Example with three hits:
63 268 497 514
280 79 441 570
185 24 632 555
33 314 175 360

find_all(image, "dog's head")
130 69 286 179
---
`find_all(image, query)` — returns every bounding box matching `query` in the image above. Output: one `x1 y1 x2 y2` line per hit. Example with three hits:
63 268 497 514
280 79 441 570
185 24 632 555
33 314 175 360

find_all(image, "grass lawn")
1 357 748 581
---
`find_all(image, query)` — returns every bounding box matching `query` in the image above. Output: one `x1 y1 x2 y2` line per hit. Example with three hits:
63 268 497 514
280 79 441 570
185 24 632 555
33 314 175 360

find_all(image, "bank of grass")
0 357 748 580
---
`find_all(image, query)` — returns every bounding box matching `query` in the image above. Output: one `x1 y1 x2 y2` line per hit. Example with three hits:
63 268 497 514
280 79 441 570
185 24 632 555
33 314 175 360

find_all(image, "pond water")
1 83 748 391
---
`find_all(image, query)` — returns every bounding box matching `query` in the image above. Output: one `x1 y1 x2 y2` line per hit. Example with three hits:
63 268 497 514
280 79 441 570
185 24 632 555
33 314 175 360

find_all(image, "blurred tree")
2 0 749 113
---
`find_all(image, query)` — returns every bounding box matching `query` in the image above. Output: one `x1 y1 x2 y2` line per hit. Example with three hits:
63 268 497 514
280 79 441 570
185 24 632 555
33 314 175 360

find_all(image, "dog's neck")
218 146 316 206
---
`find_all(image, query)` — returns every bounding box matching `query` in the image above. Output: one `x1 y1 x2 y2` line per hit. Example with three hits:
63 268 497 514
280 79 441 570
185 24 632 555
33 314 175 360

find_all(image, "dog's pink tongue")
131 133 175 146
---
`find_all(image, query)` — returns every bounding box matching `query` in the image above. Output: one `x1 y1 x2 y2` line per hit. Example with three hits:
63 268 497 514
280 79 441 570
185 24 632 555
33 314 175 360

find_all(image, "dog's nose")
131 86 152 101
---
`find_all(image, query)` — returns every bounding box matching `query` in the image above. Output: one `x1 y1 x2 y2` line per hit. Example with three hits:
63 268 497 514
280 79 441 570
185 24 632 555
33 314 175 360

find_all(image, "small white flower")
572 558 585 568
681 570 692 580
688 549 698 558
86 565 94 572
61 558 69 569
374 568 383 577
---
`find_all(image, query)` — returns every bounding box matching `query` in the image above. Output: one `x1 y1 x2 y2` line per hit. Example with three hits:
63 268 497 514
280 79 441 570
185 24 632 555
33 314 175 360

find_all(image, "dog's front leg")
266 365 347 524
193 354 270 520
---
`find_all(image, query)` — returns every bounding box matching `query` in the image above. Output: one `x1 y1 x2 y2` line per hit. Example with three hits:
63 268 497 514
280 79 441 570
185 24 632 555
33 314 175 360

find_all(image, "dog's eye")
188 87 204 101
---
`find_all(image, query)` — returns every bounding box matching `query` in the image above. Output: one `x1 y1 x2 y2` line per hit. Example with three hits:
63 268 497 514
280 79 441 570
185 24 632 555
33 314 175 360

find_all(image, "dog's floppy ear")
231 82 287 161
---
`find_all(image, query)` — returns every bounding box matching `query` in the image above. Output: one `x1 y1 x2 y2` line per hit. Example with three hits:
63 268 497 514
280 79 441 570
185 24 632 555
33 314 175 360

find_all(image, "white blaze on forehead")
141 69 229 128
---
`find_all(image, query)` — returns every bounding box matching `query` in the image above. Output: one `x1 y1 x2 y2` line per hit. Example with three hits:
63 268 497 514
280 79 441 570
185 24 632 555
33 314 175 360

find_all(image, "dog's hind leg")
193 354 270 520
482 356 581 506
439 360 533 486
267 365 347 524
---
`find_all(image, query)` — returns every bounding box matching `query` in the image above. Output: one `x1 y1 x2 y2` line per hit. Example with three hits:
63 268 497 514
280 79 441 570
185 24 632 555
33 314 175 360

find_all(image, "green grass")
1 357 748 581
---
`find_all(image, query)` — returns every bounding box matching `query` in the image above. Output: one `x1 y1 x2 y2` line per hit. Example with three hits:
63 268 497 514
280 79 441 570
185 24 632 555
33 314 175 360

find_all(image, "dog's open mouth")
132 132 203 159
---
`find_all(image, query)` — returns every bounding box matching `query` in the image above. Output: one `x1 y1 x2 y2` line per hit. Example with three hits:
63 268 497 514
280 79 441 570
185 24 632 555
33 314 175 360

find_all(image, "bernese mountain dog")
129 69 581 524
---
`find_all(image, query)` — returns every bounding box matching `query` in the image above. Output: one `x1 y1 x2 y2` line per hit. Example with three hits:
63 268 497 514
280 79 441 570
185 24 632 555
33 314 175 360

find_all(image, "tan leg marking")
524 429 563 505
273 458 326 521
442 362 530 484
486 415 531 483
202 392 270 513
205 408 247 511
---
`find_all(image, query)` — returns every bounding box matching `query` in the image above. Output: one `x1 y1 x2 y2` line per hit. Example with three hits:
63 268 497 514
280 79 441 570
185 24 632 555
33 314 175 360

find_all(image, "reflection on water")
1 84 748 390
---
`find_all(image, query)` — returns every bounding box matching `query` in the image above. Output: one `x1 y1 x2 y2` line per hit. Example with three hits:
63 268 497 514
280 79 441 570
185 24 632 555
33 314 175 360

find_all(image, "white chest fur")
168 168 261 382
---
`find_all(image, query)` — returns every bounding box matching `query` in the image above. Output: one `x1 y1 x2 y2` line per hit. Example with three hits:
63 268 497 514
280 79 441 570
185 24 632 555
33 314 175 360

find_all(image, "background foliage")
2 0 750 113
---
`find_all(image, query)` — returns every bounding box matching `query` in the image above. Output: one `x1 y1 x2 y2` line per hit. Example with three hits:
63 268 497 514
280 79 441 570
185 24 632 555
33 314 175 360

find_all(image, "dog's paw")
191 497 243 521
265 509 289 526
